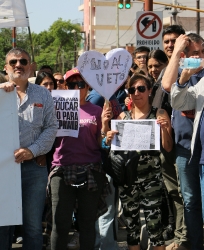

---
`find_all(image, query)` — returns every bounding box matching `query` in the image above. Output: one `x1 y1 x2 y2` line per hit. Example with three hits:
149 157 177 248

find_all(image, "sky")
25 0 83 34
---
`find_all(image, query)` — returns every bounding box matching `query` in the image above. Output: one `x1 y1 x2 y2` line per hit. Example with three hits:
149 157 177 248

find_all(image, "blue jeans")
0 226 14 250
94 175 119 250
176 146 203 250
0 160 47 250
199 164 204 222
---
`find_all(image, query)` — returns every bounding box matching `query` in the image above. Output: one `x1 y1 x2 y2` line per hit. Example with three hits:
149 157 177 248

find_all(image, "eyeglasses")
8 59 28 66
67 81 86 89
55 79 64 84
135 55 147 61
128 86 147 94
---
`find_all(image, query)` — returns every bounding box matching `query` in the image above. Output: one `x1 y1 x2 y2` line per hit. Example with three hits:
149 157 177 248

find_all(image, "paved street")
11 211 178 250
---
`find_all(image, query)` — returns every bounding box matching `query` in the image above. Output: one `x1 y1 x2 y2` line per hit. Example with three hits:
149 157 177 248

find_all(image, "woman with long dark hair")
104 74 173 250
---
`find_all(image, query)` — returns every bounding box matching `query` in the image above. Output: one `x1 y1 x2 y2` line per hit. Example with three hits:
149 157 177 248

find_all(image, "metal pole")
172 0 178 24
28 26 35 62
74 33 77 67
90 0 92 50
136 0 204 13
116 2 119 48
144 0 153 11
12 27 16 48
196 0 200 35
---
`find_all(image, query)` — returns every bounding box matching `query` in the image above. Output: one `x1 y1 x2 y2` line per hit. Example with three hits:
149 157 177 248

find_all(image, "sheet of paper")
0 89 22 226
111 119 160 151
52 90 80 137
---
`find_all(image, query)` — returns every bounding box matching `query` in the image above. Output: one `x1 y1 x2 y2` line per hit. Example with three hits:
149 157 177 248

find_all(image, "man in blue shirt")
0 48 57 250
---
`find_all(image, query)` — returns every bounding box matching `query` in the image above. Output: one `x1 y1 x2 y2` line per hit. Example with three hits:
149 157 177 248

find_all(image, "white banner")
0 89 22 226
0 0 29 28
111 119 160 151
52 90 80 138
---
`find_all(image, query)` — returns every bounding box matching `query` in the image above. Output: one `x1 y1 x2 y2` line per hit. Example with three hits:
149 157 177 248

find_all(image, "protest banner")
0 89 22 226
111 119 160 150
77 48 132 100
52 90 80 137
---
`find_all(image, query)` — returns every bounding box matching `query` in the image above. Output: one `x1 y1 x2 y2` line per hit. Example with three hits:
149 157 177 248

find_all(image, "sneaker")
67 232 80 249
16 237 23 244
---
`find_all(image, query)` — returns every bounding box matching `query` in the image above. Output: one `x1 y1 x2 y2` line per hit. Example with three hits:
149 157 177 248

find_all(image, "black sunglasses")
128 86 147 94
55 79 64 84
8 59 28 66
67 81 86 89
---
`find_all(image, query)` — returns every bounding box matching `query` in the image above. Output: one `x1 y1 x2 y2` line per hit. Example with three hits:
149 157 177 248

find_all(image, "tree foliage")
0 19 82 74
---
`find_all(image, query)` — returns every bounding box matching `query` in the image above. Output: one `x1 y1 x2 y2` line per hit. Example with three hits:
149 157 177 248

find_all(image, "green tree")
0 19 82 74
32 18 81 73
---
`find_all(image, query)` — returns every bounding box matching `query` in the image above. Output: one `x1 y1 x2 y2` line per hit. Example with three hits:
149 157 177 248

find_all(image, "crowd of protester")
0 24 204 250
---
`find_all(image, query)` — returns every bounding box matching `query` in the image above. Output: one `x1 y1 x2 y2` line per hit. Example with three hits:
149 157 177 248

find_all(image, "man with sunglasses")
0 48 57 250
162 32 204 250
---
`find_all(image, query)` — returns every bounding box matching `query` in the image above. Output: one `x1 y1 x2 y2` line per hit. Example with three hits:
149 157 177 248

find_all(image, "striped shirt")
17 82 57 157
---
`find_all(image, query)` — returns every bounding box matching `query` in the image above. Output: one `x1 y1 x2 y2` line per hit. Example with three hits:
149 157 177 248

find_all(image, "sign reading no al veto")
136 11 163 50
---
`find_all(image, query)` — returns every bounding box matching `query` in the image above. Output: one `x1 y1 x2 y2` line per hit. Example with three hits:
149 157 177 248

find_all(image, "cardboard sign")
52 90 80 137
77 48 132 100
0 89 22 226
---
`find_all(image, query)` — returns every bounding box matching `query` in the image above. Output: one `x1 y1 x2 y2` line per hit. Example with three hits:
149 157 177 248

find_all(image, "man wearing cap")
0 48 57 250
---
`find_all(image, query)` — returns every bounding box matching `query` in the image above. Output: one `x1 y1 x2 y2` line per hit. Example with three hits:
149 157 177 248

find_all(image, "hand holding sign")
77 48 132 100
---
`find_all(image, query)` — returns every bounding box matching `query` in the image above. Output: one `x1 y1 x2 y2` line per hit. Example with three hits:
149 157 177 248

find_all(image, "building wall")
79 0 204 53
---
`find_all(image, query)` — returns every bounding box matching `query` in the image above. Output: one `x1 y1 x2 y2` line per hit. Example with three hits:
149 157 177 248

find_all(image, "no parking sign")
136 11 163 50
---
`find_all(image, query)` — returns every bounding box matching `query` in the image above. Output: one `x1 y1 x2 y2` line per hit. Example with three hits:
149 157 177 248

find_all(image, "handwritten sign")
111 119 160 150
121 123 151 149
52 90 80 137
77 48 132 100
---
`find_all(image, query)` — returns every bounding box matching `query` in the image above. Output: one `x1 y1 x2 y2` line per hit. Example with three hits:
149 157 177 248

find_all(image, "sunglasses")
8 59 28 66
67 81 86 89
128 86 147 94
55 79 64 84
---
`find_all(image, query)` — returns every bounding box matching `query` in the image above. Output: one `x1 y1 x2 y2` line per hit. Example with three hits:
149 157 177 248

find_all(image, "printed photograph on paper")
111 119 160 151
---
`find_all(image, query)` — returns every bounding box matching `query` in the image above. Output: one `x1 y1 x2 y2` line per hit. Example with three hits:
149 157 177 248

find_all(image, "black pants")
50 171 104 250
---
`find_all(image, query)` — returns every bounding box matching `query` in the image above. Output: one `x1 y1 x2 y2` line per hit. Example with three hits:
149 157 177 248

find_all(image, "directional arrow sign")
141 17 150 27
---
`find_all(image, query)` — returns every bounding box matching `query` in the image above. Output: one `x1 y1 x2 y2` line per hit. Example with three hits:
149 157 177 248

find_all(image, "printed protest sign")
52 90 80 137
111 119 160 150
77 48 132 100
0 89 22 226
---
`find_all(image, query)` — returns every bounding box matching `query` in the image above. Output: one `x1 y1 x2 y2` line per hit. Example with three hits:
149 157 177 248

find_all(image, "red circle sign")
137 12 162 39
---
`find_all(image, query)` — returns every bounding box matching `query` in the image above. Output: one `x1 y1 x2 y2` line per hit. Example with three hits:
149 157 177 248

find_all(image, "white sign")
0 89 22 226
136 11 163 50
77 48 132 100
111 119 160 151
52 90 80 138
0 0 29 28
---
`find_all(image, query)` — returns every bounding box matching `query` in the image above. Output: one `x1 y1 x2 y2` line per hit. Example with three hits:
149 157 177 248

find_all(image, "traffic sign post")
136 11 163 50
